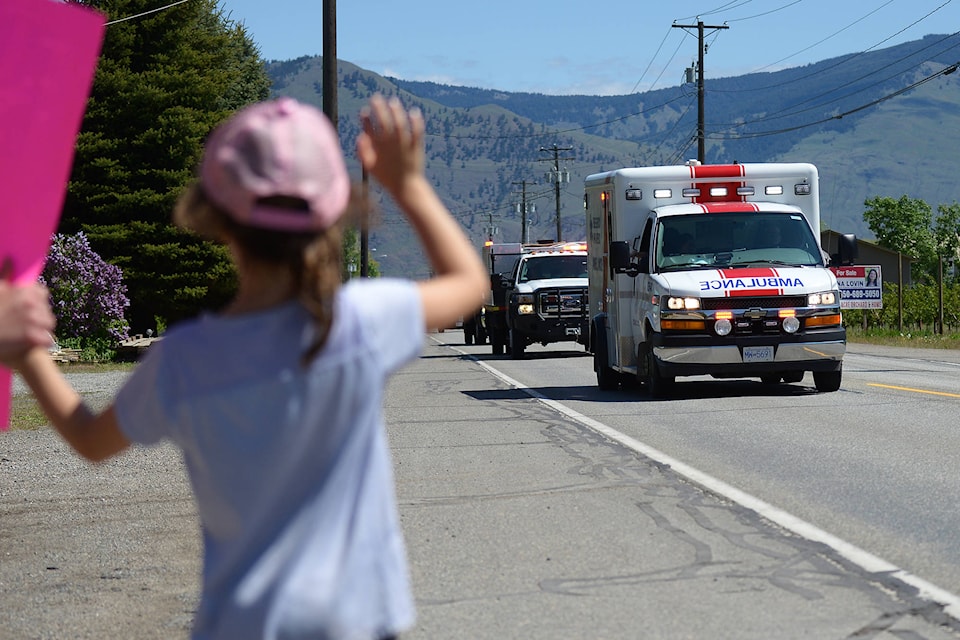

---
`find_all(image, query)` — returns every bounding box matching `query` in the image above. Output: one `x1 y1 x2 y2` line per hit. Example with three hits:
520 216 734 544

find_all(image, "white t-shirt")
115 278 423 640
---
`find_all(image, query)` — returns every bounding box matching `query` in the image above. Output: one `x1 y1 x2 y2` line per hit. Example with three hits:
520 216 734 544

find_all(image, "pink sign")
0 0 105 429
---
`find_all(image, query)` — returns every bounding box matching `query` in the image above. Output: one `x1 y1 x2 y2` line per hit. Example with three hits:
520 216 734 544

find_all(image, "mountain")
265 34 960 279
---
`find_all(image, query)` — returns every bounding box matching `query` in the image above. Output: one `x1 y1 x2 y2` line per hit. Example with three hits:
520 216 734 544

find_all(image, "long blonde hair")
173 183 364 363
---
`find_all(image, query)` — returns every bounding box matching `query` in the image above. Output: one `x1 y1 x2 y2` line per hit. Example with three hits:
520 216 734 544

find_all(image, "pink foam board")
1 0 105 429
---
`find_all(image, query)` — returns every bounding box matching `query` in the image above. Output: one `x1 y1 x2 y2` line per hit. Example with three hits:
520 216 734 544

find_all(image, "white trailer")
584 161 857 396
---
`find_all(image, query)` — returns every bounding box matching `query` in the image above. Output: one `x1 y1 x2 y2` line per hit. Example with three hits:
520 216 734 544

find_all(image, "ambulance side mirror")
610 241 641 277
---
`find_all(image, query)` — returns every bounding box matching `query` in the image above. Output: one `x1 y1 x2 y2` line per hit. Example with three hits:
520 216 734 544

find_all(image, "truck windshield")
655 212 823 271
518 255 588 282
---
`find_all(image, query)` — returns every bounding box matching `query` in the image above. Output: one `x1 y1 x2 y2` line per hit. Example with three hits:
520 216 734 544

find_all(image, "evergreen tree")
63 0 271 332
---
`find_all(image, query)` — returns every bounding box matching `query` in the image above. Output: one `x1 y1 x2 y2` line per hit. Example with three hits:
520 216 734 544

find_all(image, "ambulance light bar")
630 181 806 200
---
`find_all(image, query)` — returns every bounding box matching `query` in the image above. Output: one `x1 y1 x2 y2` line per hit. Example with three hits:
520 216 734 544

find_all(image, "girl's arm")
13 347 129 462
356 95 487 331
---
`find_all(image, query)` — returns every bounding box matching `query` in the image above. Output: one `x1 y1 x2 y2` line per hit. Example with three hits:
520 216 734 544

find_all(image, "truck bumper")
651 328 845 376
512 315 589 344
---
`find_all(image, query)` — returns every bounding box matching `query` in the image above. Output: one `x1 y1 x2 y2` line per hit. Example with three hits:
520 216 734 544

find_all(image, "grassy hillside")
776 65 960 238
265 35 960 278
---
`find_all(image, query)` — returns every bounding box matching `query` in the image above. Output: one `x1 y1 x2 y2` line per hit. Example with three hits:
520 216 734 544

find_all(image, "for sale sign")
831 265 883 309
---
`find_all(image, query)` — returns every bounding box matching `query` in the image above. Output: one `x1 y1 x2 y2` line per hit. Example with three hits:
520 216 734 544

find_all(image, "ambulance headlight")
666 297 700 310
807 291 837 305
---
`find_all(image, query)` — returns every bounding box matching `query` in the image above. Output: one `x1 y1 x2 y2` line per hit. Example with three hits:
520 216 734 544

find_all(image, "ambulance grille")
701 296 807 310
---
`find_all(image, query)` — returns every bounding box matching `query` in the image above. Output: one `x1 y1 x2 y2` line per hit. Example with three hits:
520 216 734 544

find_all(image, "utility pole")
673 19 728 163
321 0 336 126
324 0 369 278
512 180 533 244
539 144 573 241
484 210 498 242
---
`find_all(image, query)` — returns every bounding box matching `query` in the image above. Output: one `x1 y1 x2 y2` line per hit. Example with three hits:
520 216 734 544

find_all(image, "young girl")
3 94 487 639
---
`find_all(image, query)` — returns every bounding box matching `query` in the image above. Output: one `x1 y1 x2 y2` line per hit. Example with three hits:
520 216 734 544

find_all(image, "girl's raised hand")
356 95 425 198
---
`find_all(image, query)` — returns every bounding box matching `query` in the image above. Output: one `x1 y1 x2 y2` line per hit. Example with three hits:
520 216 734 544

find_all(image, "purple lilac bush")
40 232 130 347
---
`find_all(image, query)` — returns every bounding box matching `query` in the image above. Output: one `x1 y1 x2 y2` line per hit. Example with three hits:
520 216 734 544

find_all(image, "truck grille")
701 295 807 310
537 288 587 319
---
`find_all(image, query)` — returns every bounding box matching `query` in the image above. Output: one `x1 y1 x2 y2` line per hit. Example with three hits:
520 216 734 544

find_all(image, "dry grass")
6 361 135 431
8 394 49 430
847 330 960 350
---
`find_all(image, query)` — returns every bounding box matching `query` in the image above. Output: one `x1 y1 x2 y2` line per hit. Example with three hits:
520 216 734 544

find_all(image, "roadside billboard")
832 265 883 309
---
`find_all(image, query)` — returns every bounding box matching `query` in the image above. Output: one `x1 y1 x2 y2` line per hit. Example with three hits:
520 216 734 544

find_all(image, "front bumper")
509 286 588 344
651 328 845 376
512 314 589 342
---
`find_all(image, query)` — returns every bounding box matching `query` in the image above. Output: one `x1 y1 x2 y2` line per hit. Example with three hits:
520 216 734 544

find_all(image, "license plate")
743 346 774 363
565 327 581 336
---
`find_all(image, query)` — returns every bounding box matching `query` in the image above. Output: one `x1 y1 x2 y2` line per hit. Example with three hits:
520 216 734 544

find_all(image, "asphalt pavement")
390 333 960 639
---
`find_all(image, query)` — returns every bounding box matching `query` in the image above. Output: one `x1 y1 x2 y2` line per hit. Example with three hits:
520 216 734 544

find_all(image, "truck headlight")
808 291 837 305
514 293 535 315
665 296 700 310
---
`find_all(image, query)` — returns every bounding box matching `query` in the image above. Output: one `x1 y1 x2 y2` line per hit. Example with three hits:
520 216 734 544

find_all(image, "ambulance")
584 161 857 397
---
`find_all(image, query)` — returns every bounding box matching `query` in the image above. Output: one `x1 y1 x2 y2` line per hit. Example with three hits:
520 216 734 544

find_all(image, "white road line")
440 339 960 620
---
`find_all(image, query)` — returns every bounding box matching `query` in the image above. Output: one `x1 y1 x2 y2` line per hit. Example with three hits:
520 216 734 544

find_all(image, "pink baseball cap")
200 97 349 231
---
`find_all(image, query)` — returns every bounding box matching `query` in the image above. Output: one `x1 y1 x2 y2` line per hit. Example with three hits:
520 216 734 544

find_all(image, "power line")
709 1 954 94
104 0 189 25
708 35 960 131
737 0 896 73
706 60 959 140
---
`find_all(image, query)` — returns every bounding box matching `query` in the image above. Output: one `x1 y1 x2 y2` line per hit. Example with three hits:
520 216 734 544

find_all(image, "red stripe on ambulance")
717 268 783 297
687 163 747 205
698 202 760 213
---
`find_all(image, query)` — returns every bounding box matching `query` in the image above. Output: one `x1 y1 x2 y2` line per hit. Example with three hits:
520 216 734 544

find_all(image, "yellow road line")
868 383 960 398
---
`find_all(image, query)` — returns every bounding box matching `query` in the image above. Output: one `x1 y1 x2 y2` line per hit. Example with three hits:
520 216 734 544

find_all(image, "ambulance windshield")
655 212 823 271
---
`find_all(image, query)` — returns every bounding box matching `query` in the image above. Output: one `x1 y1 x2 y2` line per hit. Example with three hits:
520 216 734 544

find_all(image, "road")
394 334 960 638
454 338 960 597
4 336 960 638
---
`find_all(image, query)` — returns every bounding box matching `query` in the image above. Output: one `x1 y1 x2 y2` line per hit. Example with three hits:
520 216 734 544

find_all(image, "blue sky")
217 0 960 95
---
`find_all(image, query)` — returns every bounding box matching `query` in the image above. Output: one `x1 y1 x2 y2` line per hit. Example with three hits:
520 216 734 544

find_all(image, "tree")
63 0 271 332
342 227 381 279
934 202 960 284
862 195 937 283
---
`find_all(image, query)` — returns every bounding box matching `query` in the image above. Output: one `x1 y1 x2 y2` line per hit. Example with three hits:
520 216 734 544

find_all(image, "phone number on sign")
840 288 881 300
